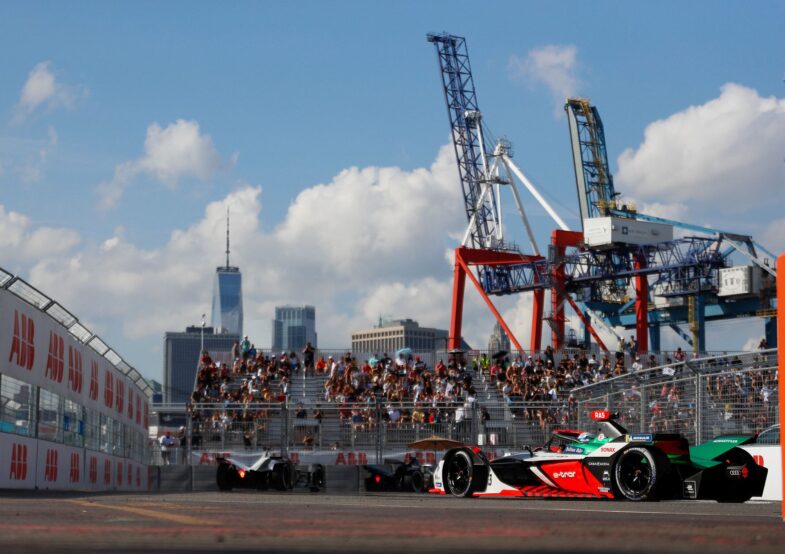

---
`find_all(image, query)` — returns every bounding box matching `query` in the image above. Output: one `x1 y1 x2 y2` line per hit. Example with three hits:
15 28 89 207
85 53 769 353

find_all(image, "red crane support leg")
449 250 467 351
457 255 525 352
634 255 649 353
551 249 566 350
530 288 544 352
549 230 585 350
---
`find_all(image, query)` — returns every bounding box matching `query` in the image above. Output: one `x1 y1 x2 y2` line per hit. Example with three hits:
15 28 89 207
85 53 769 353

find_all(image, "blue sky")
1 2 784 383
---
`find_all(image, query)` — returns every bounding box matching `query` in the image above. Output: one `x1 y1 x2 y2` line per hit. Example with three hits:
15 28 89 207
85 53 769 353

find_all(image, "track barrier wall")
0 280 150 492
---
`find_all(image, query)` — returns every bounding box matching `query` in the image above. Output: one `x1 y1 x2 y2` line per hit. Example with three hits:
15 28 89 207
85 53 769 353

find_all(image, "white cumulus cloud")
616 84 785 214
12 62 88 124
509 45 581 115
0 205 80 272
25 146 477 378
96 119 225 211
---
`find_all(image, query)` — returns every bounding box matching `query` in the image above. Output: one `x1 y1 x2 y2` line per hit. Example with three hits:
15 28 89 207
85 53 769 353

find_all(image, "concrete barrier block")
192 465 218 491
324 465 359 494
158 465 191 492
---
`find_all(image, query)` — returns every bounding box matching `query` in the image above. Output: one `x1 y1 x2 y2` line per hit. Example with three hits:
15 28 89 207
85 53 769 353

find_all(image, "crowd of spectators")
317 352 485 431
189 342 316 440
186 339 776 446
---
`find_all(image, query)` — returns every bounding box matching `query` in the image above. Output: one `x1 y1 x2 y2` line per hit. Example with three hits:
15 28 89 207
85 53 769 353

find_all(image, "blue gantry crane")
564 98 778 352
427 32 778 355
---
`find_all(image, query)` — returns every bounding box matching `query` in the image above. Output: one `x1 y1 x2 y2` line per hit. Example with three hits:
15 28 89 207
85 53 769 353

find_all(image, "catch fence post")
640 382 646 434
281 400 290 456
186 408 192 465
471 400 479 447
695 373 703 444
375 398 382 464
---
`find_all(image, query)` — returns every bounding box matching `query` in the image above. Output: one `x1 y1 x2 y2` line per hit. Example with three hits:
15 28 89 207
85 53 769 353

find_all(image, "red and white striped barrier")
0 433 147 492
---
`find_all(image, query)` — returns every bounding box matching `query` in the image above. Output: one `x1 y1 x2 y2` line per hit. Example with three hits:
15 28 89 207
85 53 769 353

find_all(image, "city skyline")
1 3 783 382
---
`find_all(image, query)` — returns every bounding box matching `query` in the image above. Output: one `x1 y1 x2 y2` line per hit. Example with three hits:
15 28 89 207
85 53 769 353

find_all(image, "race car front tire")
272 461 294 491
612 446 665 501
444 450 474 498
216 462 235 491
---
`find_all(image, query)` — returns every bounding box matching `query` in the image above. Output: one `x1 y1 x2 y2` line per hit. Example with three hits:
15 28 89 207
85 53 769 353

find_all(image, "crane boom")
427 33 503 250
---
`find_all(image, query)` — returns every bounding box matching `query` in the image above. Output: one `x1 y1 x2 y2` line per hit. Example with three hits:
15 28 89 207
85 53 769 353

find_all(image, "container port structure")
426 32 777 354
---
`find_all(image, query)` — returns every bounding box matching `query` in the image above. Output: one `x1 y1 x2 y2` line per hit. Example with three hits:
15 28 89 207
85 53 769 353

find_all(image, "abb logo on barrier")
9 443 28 480
44 449 59 482
104 370 114 409
104 459 112 486
45 331 65 383
68 346 83 394
8 310 35 370
89 457 98 484
89 361 100 401
69 452 80 483
116 380 125 414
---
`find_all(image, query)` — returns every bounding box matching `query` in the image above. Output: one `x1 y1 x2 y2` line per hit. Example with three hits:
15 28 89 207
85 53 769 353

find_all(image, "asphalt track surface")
1 491 784 553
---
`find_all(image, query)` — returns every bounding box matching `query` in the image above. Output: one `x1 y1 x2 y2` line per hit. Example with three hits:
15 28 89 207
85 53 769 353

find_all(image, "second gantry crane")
428 32 778 355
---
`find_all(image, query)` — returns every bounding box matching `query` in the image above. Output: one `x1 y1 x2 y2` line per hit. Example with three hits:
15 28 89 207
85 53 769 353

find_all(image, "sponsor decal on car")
683 481 697 499
553 471 576 479
627 434 653 442
564 445 584 454
727 466 749 479
586 460 609 467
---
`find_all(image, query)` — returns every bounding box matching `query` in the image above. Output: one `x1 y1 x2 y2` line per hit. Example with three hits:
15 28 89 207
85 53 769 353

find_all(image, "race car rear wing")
590 410 627 439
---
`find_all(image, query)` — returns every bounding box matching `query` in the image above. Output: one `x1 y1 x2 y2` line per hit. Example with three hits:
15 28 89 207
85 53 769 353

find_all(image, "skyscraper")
163 326 239 404
211 211 243 336
272 305 317 352
487 321 511 353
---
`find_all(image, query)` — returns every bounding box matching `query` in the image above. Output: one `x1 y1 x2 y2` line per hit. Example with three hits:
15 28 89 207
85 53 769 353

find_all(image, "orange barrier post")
777 254 785 521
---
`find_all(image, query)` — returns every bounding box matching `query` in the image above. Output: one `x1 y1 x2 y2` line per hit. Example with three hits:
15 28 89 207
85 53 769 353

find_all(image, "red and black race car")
431 411 767 502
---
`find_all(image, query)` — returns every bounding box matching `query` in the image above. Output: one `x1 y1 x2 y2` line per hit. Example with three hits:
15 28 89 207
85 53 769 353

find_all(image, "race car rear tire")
311 464 325 491
403 470 425 493
216 462 235 492
612 446 664 501
272 461 294 491
444 450 474 498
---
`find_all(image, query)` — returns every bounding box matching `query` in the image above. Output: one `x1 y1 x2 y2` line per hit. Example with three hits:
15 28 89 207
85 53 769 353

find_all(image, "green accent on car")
689 436 753 469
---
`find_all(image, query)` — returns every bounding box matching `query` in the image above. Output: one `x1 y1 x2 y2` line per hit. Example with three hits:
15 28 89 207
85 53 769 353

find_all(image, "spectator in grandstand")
303 342 315 374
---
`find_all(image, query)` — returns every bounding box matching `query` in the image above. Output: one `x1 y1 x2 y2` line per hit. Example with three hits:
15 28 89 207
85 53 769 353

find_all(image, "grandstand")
169 344 778 465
